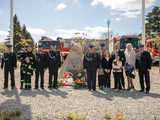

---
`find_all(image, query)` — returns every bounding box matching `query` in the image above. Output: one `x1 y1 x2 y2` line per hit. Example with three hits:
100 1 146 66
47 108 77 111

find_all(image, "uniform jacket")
35 52 47 70
83 52 99 71
47 50 61 69
22 61 34 77
17 52 26 70
1 52 17 70
22 52 35 75
136 50 152 71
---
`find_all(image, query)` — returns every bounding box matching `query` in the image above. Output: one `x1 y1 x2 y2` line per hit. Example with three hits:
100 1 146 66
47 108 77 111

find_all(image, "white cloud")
56 3 67 11
54 26 108 39
27 27 47 36
121 11 140 18
0 31 8 42
91 0 155 18
115 18 121 21
0 9 3 15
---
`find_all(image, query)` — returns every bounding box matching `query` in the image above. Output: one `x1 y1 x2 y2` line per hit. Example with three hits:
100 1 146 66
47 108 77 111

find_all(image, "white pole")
10 0 14 51
142 0 146 49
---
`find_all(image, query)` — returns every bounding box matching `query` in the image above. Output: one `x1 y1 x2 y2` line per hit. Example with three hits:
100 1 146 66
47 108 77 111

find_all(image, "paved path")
0 67 160 120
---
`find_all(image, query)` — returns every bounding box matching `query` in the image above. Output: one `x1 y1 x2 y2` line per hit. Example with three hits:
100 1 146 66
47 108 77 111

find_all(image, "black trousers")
120 70 125 89
49 68 58 88
24 75 31 89
98 75 104 88
113 72 122 89
138 70 150 92
35 69 44 88
4 68 15 88
104 72 111 88
87 71 96 90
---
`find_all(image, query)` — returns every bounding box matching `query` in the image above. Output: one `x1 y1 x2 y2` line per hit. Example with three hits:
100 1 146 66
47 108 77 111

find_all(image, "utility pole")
142 0 146 49
106 20 110 50
10 0 14 51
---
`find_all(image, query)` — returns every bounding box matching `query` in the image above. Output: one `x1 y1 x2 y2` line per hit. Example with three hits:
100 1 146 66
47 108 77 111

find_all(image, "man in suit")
136 48 152 94
1 44 17 89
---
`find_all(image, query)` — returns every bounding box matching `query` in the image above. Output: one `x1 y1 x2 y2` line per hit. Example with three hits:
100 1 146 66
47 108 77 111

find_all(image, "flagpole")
10 0 14 51
142 0 146 49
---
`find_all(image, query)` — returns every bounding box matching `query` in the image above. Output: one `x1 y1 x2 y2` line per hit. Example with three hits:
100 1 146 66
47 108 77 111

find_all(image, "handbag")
125 63 134 72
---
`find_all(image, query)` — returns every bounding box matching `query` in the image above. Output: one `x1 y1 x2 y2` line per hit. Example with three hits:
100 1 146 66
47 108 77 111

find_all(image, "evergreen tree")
8 14 35 52
146 6 160 36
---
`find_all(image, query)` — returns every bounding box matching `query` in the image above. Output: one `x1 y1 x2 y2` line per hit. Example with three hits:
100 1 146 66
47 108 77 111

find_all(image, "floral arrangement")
73 80 87 89
61 73 74 86
58 72 87 89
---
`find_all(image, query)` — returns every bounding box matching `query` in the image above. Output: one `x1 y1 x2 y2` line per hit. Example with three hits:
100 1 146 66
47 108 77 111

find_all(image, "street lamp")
10 0 14 51
142 0 146 49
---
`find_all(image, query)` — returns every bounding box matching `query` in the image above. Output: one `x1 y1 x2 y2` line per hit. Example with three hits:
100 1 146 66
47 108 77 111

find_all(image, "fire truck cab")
37 36 70 61
145 39 160 63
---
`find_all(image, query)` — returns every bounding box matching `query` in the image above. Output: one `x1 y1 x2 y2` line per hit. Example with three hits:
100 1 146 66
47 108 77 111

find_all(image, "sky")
0 0 159 42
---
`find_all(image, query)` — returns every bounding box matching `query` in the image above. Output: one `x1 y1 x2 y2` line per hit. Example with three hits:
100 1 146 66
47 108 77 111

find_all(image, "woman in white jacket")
125 43 136 91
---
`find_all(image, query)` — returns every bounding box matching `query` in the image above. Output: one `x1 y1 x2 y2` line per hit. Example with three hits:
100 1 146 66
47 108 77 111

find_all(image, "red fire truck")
38 36 70 60
145 38 160 63
109 35 143 53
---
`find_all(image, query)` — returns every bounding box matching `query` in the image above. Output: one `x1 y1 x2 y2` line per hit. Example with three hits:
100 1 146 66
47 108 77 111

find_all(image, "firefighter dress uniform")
47 49 61 89
35 46 47 89
1 44 17 89
83 45 99 91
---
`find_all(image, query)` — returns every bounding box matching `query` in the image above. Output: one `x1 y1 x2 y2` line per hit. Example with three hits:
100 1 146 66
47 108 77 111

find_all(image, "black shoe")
146 91 149 94
139 90 144 92
20 86 23 89
11 86 15 89
41 86 44 89
54 86 58 89
127 88 131 91
34 87 38 89
88 89 91 91
48 86 52 90
3 87 8 89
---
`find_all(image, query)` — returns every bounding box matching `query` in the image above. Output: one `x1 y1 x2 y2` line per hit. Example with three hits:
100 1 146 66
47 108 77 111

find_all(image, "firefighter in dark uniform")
23 45 35 90
83 44 99 91
47 44 61 89
1 44 17 89
17 48 26 89
136 48 152 94
34 45 47 89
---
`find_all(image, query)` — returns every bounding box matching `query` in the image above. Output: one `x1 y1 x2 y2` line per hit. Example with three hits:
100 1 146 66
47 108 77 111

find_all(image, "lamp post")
142 0 146 49
106 20 110 50
10 0 14 51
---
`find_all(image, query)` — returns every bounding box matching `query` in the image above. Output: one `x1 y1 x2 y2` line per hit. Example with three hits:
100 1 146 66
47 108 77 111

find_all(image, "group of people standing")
83 43 152 94
1 43 61 90
1 42 152 94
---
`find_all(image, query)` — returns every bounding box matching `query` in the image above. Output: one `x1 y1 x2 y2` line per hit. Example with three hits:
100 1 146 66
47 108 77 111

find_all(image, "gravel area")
0 66 160 120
